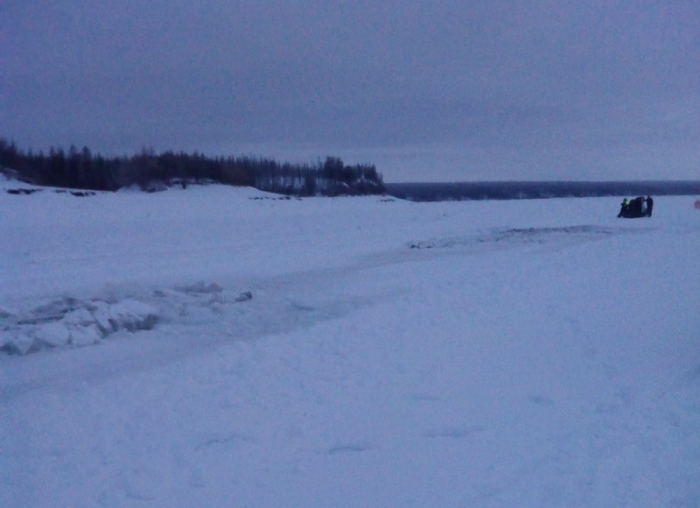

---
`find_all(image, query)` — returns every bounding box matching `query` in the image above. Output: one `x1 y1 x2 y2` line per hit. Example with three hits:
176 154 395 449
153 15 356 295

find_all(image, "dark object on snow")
617 198 629 217
6 188 41 195
618 196 652 218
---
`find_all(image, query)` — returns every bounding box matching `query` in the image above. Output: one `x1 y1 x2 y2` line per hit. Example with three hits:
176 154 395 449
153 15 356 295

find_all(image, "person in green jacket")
617 198 629 218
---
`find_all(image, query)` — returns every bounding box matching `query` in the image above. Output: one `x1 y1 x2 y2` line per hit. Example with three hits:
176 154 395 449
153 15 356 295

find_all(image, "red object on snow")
695 199 700 210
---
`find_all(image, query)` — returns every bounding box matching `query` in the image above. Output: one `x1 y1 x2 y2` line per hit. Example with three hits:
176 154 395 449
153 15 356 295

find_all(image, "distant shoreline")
385 181 700 202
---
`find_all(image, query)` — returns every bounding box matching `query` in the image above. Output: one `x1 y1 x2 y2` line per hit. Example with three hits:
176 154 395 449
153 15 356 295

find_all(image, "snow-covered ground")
1 179 699 507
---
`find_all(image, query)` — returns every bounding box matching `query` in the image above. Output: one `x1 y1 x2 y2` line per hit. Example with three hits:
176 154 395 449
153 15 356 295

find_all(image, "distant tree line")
0 138 385 197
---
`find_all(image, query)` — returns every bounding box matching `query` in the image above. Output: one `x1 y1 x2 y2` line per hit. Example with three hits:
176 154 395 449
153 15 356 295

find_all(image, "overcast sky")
2 0 698 182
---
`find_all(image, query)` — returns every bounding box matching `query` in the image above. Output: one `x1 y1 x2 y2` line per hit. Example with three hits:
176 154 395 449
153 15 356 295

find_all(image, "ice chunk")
69 325 102 347
0 332 36 355
63 307 97 326
35 322 71 347
93 299 160 333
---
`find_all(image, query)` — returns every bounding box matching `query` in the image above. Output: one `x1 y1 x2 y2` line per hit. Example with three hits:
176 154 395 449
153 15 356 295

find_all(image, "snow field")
1 182 699 507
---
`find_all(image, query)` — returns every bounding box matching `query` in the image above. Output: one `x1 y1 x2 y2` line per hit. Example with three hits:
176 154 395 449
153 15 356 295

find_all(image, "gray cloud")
2 0 698 181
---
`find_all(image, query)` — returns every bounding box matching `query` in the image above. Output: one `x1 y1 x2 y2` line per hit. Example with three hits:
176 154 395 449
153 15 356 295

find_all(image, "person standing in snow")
646 195 654 217
618 198 629 218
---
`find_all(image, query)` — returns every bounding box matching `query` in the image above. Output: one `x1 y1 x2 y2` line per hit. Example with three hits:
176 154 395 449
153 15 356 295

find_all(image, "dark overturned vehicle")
618 196 653 218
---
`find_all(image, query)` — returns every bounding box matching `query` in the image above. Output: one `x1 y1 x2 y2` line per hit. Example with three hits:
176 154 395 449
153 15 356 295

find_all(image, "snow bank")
1 285 256 355
1 297 159 354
